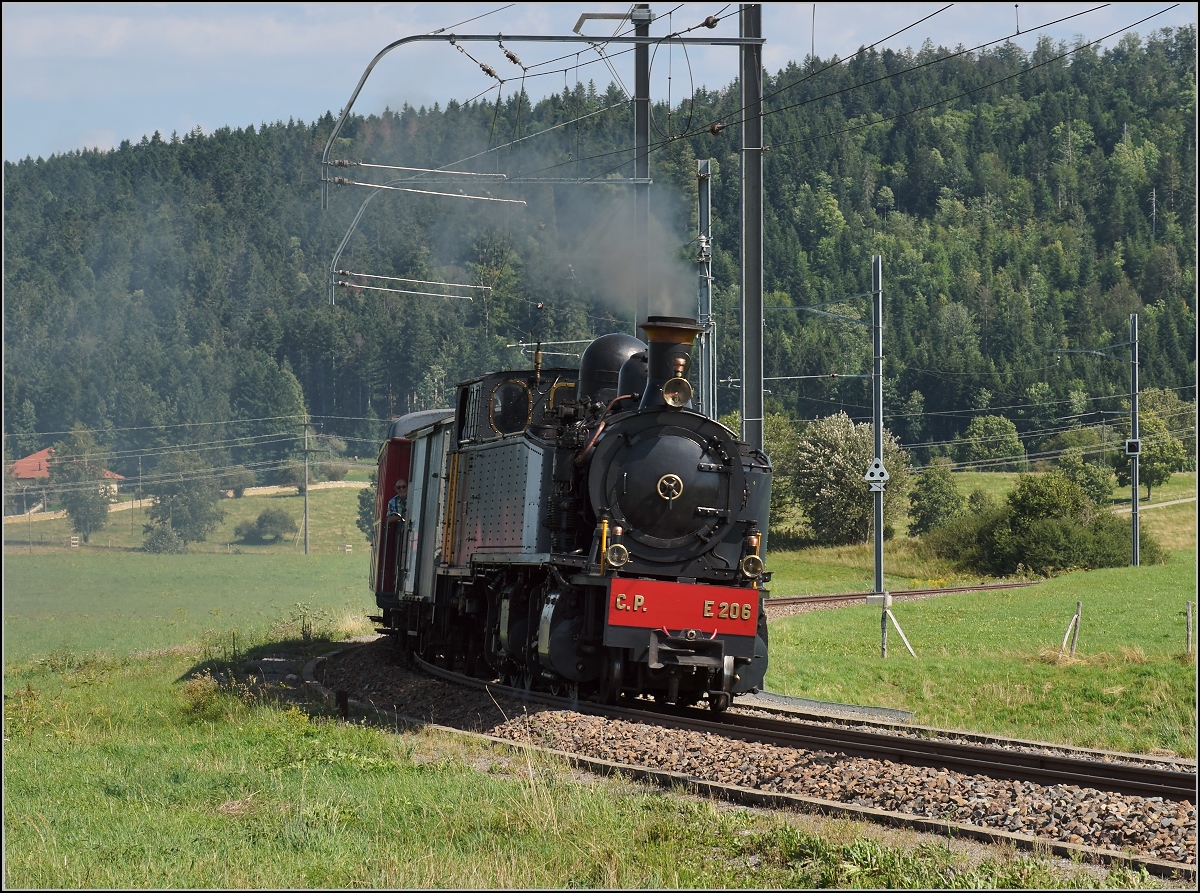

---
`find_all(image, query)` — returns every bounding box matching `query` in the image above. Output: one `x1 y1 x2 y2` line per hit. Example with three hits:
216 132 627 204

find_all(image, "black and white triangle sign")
863 459 889 482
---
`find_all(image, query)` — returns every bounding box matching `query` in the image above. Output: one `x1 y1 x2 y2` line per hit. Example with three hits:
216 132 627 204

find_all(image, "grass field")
765 551 1197 756
2 553 371 665
3 649 1156 890
763 472 1196 756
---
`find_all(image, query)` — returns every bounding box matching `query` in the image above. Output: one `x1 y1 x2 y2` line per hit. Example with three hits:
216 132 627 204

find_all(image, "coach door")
370 437 411 598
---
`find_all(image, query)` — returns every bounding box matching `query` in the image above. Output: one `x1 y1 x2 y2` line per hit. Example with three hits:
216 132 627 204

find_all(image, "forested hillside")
4 27 1195 488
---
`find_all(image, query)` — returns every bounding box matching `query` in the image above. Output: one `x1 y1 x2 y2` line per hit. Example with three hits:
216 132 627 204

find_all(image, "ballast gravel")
320 638 1196 867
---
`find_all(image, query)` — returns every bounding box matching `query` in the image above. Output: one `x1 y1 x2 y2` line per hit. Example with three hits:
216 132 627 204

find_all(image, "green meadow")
762 472 1197 756
2 552 369 665
765 553 1197 756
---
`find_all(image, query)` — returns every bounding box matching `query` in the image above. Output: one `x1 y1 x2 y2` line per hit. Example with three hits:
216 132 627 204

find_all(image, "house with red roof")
7 447 125 494
8 447 56 482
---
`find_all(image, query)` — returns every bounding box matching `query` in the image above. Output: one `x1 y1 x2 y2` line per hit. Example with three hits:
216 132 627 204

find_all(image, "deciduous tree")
143 452 225 545
908 458 963 536
51 424 111 543
1114 410 1187 500
793 412 912 545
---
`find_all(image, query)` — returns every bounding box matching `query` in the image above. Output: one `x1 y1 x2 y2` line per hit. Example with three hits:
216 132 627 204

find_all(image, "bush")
143 521 187 553
277 461 308 494
1010 517 1092 576
966 488 996 514
220 466 257 498
321 460 349 482
908 459 963 536
923 505 1007 574
235 507 298 543
1086 513 1167 567
256 507 297 540
923 473 1167 577
1057 448 1115 507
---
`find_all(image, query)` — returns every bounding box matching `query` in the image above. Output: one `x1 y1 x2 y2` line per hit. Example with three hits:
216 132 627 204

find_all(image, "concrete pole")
1130 313 1140 566
697 159 715 418
740 4 764 452
872 256 885 595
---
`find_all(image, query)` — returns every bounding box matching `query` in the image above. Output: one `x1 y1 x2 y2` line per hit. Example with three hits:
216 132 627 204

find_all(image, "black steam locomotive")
368 316 771 711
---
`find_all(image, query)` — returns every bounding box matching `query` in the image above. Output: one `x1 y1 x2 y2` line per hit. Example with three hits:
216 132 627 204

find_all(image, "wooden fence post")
1069 601 1082 657
1187 602 1193 655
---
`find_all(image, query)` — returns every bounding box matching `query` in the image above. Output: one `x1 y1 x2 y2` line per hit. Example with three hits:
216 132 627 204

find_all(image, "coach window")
489 380 531 435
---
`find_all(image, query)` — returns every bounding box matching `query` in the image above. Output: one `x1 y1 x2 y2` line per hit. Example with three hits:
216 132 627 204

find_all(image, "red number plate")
607 578 758 635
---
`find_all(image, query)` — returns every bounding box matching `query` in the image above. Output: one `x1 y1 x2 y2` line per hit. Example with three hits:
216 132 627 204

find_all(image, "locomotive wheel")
598 648 624 705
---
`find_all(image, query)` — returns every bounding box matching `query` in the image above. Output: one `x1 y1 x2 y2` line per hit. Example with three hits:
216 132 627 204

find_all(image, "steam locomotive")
368 316 771 711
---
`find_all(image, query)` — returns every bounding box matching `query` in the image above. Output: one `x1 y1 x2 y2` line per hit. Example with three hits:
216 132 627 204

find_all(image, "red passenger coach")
369 438 410 597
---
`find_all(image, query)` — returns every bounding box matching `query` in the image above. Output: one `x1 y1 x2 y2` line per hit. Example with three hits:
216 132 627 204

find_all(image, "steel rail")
701 709 1198 802
766 580 1039 607
410 654 1195 802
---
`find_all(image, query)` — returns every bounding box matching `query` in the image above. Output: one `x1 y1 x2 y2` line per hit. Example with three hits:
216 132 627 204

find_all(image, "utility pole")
740 3 765 453
1050 312 1140 566
303 417 311 556
1129 313 1140 566
633 3 652 328
696 159 715 418
868 256 887 594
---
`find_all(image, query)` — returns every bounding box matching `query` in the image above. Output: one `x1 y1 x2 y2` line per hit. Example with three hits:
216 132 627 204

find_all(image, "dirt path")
1113 495 1197 514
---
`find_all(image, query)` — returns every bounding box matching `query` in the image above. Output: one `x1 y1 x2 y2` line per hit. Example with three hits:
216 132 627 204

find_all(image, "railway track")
413 654 1195 802
765 580 1039 609
307 641 1196 879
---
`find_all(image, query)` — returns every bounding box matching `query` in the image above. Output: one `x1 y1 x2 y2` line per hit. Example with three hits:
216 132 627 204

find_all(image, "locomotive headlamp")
605 542 630 567
739 554 765 578
662 376 693 408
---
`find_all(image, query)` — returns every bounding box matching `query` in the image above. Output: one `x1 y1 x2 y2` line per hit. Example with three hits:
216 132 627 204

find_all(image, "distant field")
2 553 373 665
4 484 370 556
951 469 1197 508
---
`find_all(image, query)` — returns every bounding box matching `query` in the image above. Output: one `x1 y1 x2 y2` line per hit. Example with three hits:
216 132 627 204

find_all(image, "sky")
3 2 1195 164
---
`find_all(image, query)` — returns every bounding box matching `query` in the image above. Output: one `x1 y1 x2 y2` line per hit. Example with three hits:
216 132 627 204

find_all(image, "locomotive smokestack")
637 316 703 411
